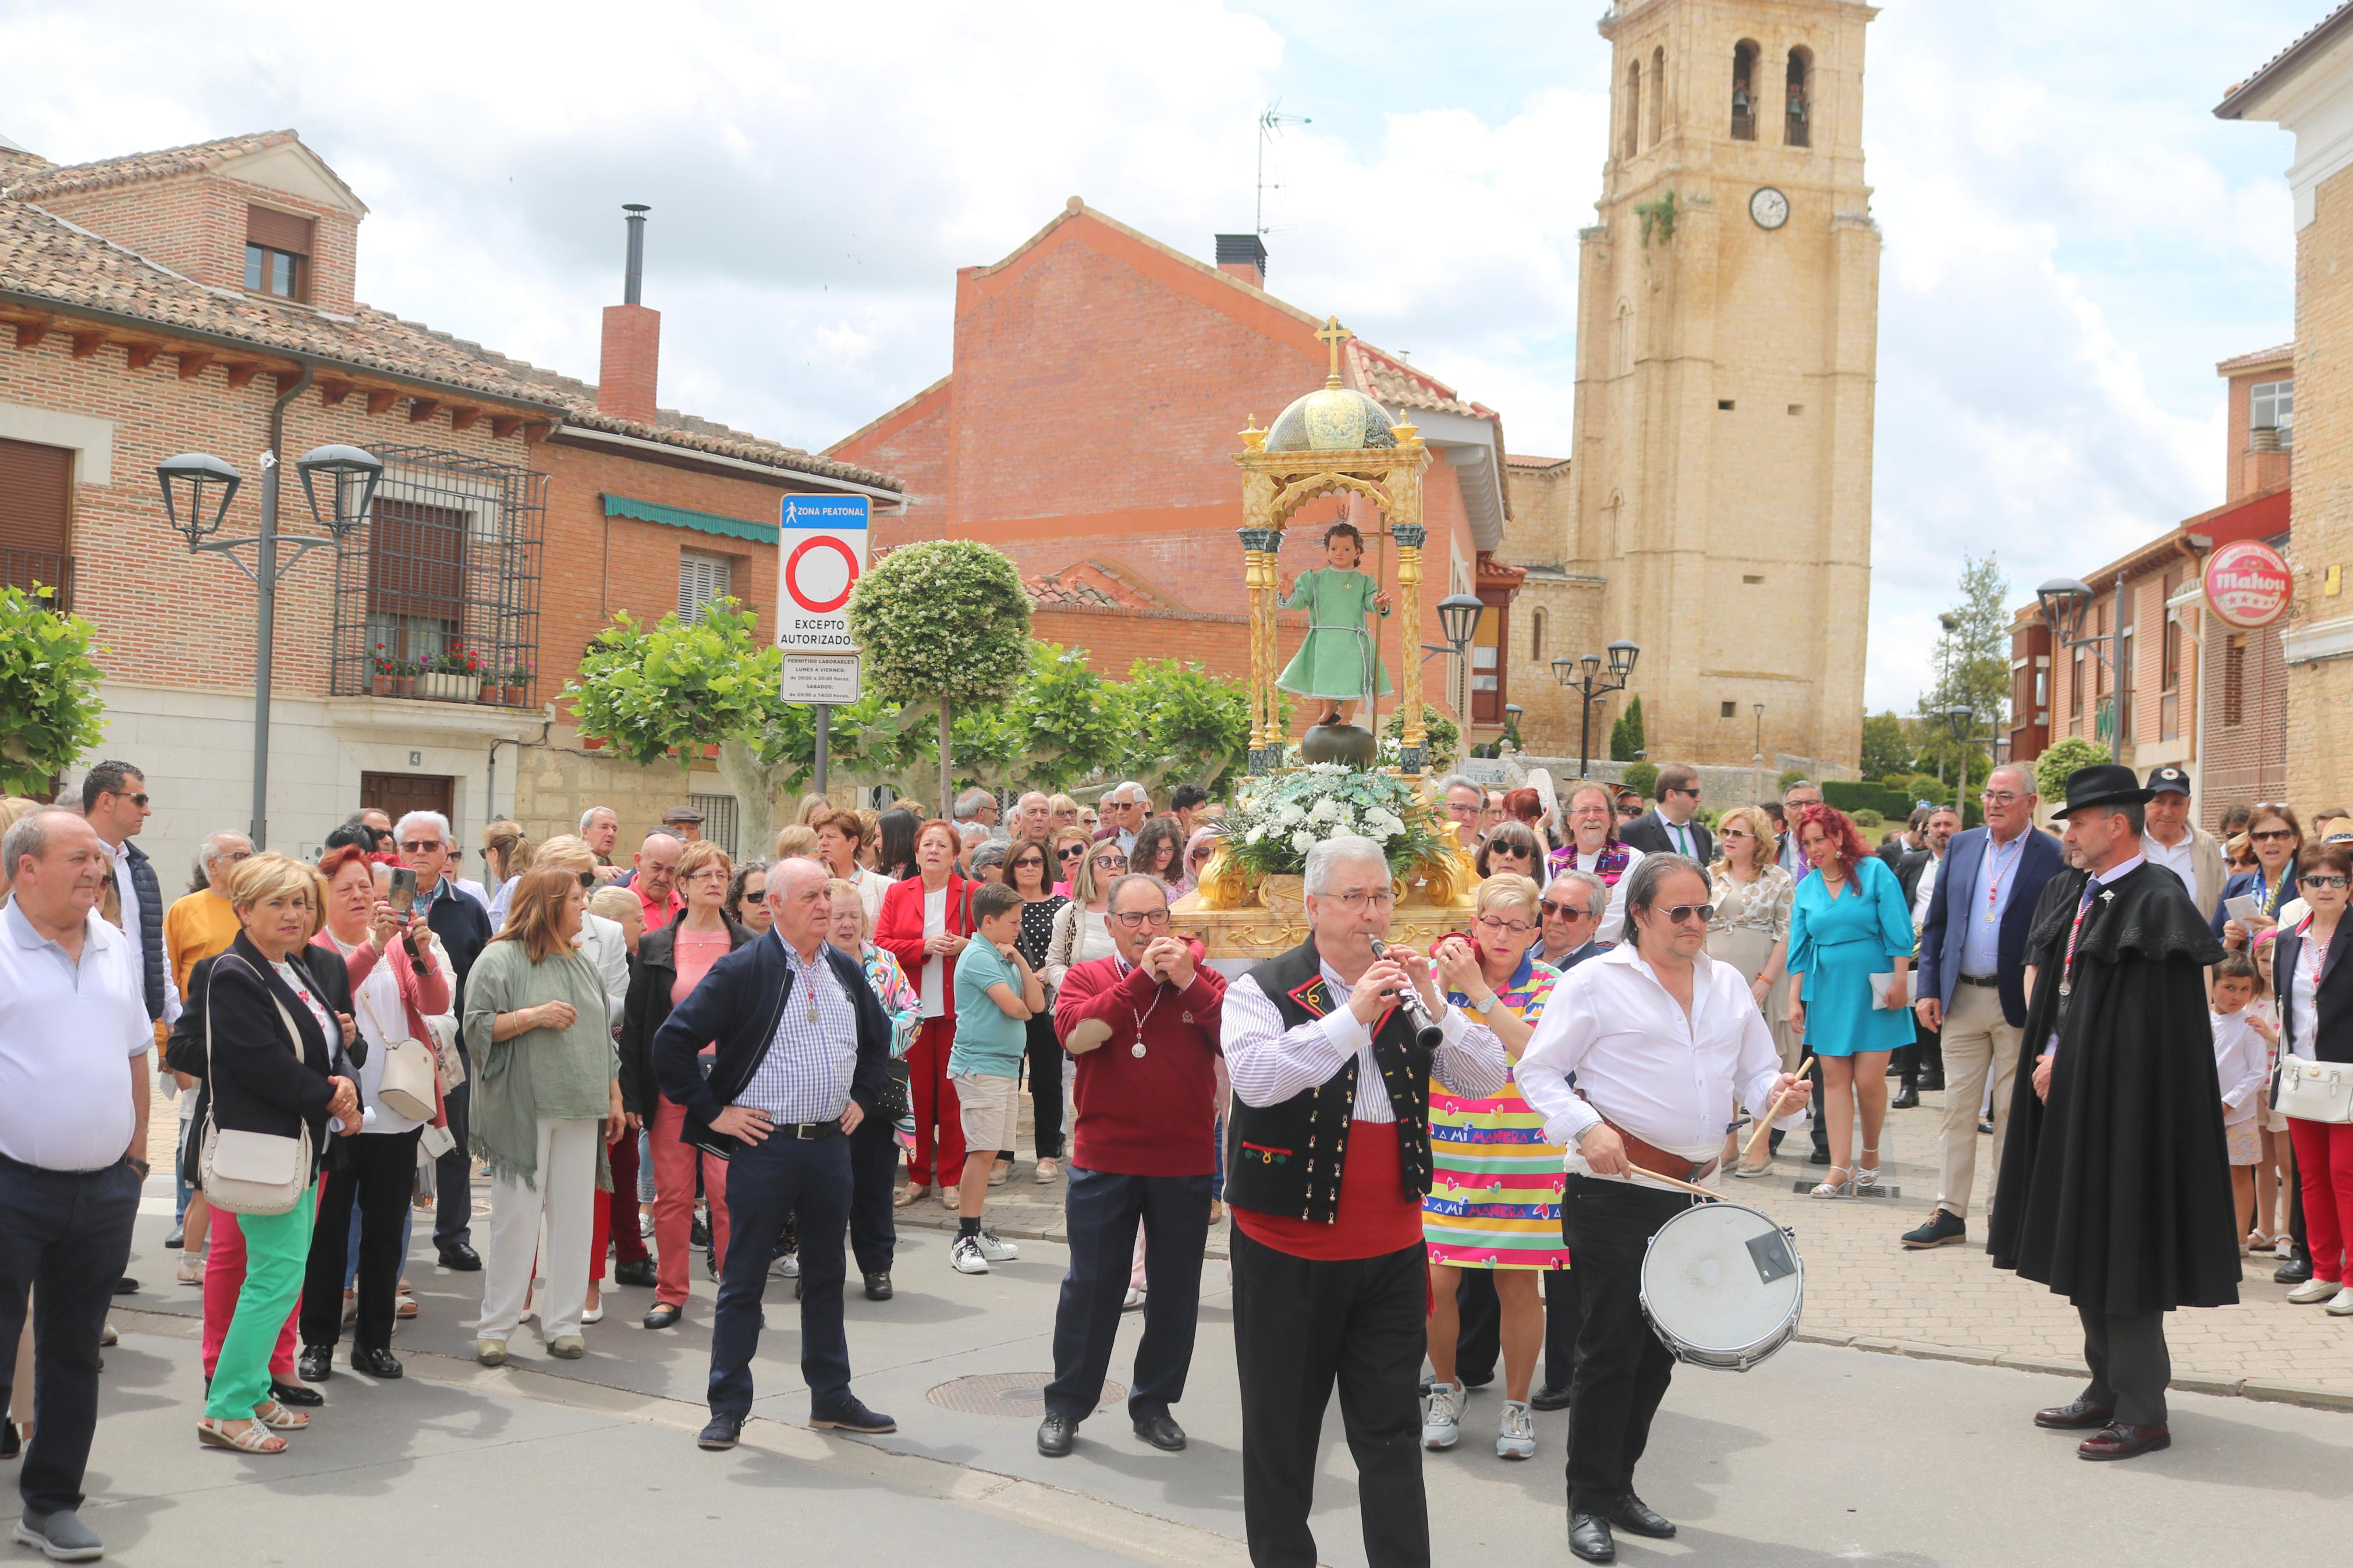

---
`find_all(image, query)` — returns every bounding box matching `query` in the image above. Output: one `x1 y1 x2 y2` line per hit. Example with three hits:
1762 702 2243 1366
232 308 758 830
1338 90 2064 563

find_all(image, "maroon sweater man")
1035 873 1225 1460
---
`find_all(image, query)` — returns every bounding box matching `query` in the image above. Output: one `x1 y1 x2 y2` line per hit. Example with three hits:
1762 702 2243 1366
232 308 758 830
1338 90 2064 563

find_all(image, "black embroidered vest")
1224 937 1436 1224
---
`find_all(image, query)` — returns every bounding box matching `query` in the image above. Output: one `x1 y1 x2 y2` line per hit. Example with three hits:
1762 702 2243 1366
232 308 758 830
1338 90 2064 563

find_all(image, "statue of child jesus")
1276 521 1393 729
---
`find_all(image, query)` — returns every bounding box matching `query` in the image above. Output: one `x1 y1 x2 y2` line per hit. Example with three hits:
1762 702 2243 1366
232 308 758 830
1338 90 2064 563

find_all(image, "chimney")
598 204 659 425
1215 232 1268 289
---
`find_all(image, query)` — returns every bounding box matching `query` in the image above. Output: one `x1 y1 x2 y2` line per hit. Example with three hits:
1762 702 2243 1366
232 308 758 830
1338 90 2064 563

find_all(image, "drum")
1638 1200 1803 1373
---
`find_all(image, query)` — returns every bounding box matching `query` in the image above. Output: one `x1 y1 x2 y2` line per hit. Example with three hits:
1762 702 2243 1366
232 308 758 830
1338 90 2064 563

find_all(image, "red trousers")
587 1121 649 1285
2290 1116 2353 1285
650 1097 730 1308
906 1016 964 1189
202 1207 298 1382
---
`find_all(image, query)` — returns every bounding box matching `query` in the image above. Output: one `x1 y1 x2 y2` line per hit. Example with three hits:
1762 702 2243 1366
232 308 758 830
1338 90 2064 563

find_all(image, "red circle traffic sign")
2203 540 2291 630
785 536 860 614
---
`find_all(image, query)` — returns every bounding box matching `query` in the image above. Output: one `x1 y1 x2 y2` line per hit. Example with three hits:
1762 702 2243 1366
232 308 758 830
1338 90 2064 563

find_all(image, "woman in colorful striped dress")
1422 873 1568 1461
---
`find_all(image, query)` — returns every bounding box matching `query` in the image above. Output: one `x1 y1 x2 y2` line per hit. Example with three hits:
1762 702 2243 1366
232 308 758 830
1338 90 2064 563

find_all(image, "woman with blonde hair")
480 820 535 928
1048 794 1080 833
771 823 818 861
1049 826 1093 898
1708 804 1798 1175
464 867 622 1364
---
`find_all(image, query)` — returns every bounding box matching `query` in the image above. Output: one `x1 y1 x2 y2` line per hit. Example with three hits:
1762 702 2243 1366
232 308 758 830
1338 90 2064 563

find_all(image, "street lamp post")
1550 638 1640 780
2035 575 2125 763
157 439 383 848
1751 701 1765 763
1943 703 1999 820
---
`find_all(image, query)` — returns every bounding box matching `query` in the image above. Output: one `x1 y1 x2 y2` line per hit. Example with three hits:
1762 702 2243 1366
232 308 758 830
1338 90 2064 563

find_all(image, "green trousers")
204 1194 314 1420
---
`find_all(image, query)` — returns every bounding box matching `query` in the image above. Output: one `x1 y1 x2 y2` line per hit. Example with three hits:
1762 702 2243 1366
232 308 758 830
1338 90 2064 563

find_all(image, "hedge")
1823 779 1981 830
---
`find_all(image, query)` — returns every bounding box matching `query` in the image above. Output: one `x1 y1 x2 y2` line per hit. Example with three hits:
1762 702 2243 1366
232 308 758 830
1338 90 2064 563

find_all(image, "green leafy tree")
1609 695 1646 762
1621 760 1659 801
1777 768 1809 794
1127 658 1253 796
1858 710 1914 778
0 584 106 795
1381 702 1461 768
847 540 1031 816
2034 735 2108 803
1914 554 2012 783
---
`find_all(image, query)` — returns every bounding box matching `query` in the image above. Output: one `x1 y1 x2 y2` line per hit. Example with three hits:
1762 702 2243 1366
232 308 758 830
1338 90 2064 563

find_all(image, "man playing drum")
1517 854 1812 1565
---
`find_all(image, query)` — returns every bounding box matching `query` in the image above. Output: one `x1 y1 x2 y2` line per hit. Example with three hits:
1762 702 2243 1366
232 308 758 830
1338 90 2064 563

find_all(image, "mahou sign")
2203 540 2291 630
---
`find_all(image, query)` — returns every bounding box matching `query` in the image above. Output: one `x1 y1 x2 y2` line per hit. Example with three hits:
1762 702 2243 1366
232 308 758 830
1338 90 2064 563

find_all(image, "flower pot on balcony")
477 681 495 704
418 671 471 702
501 684 526 707
372 673 395 698
394 675 416 699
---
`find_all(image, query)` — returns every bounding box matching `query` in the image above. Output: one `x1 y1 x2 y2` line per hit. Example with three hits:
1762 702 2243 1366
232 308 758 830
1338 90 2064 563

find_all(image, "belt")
769 1119 843 1140
1602 1119 1718 1183
1956 973 2000 987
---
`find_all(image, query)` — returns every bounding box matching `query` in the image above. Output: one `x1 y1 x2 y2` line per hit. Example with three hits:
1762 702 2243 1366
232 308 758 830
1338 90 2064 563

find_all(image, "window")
2252 379 2294 447
1648 47 1666 144
2118 595 2135 741
1787 404 1804 415
1731 41 1759 140
367 497 469 670
244 205 313 303
1530 607 1546 663
2160 569 2182 741
1786 47 1812 147
1718 399 1736 410
690 792 739 858
1742 574 1764 584
678 551 733 623
0 435 74 609
1470 603 1506 724
2033 662 2047 712
1614 301 1634 375
2070 646 2084 717
1624 61 1642 159
1720 700 1738 719
2223 634 2246 727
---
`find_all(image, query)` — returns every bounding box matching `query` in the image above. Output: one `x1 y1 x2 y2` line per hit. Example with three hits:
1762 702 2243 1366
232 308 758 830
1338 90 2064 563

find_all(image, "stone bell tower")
1568 0 1880 770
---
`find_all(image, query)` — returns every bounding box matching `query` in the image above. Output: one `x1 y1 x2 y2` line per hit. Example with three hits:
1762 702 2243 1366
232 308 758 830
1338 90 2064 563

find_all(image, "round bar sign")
2203 539 2291 629
775 495 869 652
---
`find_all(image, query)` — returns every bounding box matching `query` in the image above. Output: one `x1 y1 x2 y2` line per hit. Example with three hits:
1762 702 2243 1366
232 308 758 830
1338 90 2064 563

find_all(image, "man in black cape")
1988 764 2238 1460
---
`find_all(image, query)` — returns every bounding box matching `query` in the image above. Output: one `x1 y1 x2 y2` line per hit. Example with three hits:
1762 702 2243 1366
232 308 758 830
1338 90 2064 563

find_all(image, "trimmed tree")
2033 735 2108 804
1127 657 1254 796
0 584 107 797
1609 694 1647 762
847 539 1032 817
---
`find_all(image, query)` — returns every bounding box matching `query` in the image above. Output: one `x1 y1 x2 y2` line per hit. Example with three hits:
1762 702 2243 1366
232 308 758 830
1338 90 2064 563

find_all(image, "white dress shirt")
2143 827 2198 900
1517 942 1807 1192
918 885 949 1018
1911 851 1942 930
1658 813 1701 861
1224 960 1506 1121
1568 844 1645 945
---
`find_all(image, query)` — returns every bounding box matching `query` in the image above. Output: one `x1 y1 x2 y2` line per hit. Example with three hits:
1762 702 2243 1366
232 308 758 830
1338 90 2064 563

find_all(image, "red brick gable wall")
833 380 955 524
34 172 360 315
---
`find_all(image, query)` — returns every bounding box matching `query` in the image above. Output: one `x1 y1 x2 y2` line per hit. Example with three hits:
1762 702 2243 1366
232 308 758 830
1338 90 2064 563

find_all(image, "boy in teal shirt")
949 881 1045 1274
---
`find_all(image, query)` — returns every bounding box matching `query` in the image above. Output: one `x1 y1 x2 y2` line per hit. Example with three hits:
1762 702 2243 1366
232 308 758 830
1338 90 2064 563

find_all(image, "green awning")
601 493 778 545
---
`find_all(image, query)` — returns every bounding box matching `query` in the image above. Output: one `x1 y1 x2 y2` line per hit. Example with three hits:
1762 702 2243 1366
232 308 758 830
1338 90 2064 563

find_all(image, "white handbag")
357 983 439 1122
2278 1055 2353 1125
199 955 315 1216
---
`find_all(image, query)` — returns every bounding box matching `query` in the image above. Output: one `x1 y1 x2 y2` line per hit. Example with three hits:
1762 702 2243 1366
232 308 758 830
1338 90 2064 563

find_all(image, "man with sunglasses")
1619 764 1715 865
1534 872 1608 972
1517 854 1811 1563
396 809 495 1271
1037 873 1226 1460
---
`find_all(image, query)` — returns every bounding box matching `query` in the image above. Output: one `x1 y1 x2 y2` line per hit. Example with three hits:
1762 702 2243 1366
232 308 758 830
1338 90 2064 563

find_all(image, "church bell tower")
1570 0 1880 770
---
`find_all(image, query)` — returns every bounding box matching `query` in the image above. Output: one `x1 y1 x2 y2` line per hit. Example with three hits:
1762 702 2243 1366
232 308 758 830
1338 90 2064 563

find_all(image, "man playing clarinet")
1517 854 1812 1565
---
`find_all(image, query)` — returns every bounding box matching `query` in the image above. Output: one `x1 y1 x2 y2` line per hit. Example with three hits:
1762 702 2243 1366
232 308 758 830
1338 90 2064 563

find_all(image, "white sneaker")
639 1213 655 1238
1422 1381 1464 1450
771 1251 801 1279
1496 1399 1536 1460
950 1235 989 1274
976 1229 1020 1263
2329 1286 2353 1317
2287 1277 2338 1304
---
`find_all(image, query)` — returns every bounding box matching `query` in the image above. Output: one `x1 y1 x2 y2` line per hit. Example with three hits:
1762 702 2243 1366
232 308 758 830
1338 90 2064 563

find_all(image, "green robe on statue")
1275 567 1393 701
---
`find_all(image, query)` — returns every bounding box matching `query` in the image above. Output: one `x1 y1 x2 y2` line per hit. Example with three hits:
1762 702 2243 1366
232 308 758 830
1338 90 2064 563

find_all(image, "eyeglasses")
1110 909 1173 929
2304 874 2350 890
1617 805 1644 818
1541 899 1592 920
399 840 443 854
1488 846 1529 861
1011 856 1046 870
1092 855 1127 869
1657 903 1715 925
1476 915 1534 936
1330 888 1395 911
2251 829 2296 843
1719 827 1752 840
1666 785 1699 798
1981 790 2025 805
576 871 597 888
105 791 150 808
1057 844 1087 861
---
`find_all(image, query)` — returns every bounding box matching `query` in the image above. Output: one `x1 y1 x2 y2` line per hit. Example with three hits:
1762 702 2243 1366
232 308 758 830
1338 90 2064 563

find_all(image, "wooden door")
360 772 456 836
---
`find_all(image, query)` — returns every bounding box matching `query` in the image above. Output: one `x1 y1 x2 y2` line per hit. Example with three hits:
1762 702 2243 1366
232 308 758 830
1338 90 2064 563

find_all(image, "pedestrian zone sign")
776 495 868 653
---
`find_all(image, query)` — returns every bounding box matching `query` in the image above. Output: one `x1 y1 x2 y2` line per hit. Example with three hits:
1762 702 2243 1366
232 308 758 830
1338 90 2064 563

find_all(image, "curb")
1798 1329 2353 1414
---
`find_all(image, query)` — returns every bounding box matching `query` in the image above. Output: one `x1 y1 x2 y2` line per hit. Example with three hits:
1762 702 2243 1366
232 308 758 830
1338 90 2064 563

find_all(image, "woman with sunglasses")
1045 841 1127 994
1706 806 1797 1176
1477 822 1546 886
1786 804 1915 1198
2219 804 2304 951
1546 783 1645 943
1419 874 1570 1460
1006 838 1070 1181
1049 827 1093 898
2273 840 2353 1314
1176 826 1223 898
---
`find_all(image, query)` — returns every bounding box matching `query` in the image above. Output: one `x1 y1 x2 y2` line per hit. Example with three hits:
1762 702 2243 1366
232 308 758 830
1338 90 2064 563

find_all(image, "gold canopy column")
1390 519 1426 776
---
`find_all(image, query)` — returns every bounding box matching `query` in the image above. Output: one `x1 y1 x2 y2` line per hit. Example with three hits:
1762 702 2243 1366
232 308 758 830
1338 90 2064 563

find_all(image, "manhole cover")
926 1373 1124 1417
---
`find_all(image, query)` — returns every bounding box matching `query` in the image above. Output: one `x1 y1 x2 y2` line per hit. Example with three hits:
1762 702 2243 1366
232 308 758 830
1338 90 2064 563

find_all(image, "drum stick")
1739 1054 1815 1167
1626 1165 1721 1201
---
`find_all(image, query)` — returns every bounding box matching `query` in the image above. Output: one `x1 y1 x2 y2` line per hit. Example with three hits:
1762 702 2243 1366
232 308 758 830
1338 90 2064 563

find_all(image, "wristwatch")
1471 991 1503 1016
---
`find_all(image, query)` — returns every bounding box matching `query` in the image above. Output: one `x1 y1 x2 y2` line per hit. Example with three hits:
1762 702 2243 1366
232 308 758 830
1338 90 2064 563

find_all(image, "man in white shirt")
1517 854 1809 1565
2138 767 2224 921
0 809 152 1563
1619 764 1715 864
1892 806 1961 1107
1090 783 1150 856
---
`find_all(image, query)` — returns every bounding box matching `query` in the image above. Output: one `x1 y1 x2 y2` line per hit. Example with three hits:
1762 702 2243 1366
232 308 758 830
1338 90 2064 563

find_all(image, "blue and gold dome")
1265 384 1398 452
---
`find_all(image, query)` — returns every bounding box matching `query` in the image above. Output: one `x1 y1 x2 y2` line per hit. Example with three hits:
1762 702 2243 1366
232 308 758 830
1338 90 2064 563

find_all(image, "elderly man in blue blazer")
1898 763 2065 1251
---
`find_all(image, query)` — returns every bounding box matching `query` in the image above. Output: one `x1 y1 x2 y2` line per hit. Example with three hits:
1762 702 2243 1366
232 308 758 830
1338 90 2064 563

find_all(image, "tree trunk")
938 699 954 820
715 739 786 849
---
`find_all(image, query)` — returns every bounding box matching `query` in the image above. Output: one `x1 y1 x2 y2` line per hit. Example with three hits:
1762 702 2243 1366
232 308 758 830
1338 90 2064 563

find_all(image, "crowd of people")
0 752 2341 1564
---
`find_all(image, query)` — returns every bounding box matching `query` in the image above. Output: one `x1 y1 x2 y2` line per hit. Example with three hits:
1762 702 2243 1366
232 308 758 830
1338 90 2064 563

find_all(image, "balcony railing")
1 549 74 610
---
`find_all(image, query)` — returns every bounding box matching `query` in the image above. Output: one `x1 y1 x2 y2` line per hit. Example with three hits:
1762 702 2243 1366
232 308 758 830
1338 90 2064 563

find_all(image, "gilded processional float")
1174 319 1480 962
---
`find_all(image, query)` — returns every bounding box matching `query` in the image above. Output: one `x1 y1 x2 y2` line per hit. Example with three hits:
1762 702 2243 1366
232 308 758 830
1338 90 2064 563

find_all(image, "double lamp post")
1551 638 1641 779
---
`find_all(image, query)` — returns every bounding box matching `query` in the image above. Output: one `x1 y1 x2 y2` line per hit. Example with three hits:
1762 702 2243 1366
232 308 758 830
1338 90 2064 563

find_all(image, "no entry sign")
2203 539 2291 630
775 495 869 652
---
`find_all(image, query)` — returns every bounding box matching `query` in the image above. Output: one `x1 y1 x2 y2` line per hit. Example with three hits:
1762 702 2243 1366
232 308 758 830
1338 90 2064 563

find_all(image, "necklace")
1125 957 1163 1057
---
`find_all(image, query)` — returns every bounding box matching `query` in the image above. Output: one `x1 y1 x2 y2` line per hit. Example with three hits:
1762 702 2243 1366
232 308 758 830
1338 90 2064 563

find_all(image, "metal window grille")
678 550 733 622
331 445 544 702
690 792 739 858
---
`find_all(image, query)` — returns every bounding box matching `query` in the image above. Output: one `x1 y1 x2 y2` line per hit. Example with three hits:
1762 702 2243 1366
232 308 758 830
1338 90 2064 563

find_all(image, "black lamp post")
2035 574 2125 763
1552 638 1640 780
157 440 383 848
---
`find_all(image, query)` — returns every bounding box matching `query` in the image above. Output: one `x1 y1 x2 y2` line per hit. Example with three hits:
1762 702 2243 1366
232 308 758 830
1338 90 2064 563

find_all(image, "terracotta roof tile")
2216 342 2294 374
2217 3 2353 116
3 129 303 201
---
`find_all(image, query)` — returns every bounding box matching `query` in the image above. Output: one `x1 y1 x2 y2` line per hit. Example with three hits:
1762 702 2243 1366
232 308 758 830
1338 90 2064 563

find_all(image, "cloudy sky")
0 0 2315 713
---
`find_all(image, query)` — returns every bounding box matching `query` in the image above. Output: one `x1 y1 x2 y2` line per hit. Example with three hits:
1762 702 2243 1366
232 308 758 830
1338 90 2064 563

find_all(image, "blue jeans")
1045 1167 1212 1422
707 1131 854 1421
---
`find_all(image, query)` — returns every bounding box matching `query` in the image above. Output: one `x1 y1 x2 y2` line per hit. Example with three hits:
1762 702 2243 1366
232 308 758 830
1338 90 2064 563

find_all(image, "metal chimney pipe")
622 204 650 305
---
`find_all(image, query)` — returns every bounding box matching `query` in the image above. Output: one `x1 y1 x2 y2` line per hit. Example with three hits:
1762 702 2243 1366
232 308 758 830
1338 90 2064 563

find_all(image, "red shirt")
636 883 684 933
1231 1121 1423 1260
1055 954 1225 1177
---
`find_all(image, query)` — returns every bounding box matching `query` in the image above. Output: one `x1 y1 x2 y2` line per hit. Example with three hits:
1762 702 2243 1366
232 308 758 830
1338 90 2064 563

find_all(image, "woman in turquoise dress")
1786 803 1914 1199
1276 521 1392 726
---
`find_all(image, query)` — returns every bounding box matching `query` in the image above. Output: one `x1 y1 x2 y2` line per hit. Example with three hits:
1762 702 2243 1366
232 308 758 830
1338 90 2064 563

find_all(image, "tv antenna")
1257 100 1311 236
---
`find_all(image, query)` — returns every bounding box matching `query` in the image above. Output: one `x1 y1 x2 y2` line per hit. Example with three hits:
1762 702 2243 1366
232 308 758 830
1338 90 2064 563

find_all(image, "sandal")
1855 1147 1881 1189
1810 1166 1853 1199
894 1183 934 1209
395 1290 419 1320
1730 1158 1776 1179
251 1399 310 1431
198 1418 287 1453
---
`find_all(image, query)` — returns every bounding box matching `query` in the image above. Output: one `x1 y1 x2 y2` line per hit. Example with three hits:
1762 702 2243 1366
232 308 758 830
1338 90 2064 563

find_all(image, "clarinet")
1367 939 1445 1050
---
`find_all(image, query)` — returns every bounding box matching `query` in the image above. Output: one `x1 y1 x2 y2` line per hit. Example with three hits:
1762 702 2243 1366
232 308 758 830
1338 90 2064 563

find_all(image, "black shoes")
2035 1397 2114 1430
438 1243 481 1272
691 1214 712 1249
1530 1382 1573 1412
613 1259 658 1288
1808 1147 1833 1167
644 1303 683 1330
1569 1513 1614 1563
352 1347 403 1379
297 1345 334 1383
1608 1494 1676 1539
698 1415 743 1451
1133 1411 1187 1451
113 1277 137 1296
1901 1210 1968 1250
1037 1411 1077 1457
810 1397 897 1434
1891 1084 1921 1110
864 1271 893 1302
269 1379 324 1409
2276 1253 2314 1286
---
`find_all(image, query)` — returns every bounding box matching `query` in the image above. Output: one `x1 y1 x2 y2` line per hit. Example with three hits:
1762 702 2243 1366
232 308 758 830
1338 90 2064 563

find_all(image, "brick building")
2220 9 2353 812
2006 343 2291 826
1 130 897 877
827 200 1518 744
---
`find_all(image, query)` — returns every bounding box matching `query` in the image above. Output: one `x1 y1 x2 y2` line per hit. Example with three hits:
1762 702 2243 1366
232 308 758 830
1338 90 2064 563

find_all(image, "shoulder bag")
198 954 315 1215
2279 1056 2353 1125
356 969 439 1122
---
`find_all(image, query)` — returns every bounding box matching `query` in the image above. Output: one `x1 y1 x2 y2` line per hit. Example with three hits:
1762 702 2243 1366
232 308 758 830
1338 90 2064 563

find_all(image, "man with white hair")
1434 774 1486 847
1221 835 1507 1567
397 808 494 1272
953 787 1006 844
578 806 627 883
1091 783 1150 856
1013 791 1053 845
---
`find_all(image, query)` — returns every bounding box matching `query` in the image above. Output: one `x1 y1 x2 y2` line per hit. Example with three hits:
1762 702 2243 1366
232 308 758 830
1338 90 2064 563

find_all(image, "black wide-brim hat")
2052 762 2154 819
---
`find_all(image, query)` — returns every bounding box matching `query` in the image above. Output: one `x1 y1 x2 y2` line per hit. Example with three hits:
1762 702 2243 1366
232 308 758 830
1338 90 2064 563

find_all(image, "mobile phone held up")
389 866 417 915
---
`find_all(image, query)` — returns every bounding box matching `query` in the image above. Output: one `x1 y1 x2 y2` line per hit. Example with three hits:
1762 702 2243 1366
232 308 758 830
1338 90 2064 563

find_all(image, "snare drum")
1638 1200 1803 1373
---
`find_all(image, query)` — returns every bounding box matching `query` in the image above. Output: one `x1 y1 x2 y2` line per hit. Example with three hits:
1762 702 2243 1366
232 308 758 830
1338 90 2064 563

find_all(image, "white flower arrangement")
1215 763 1447 879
